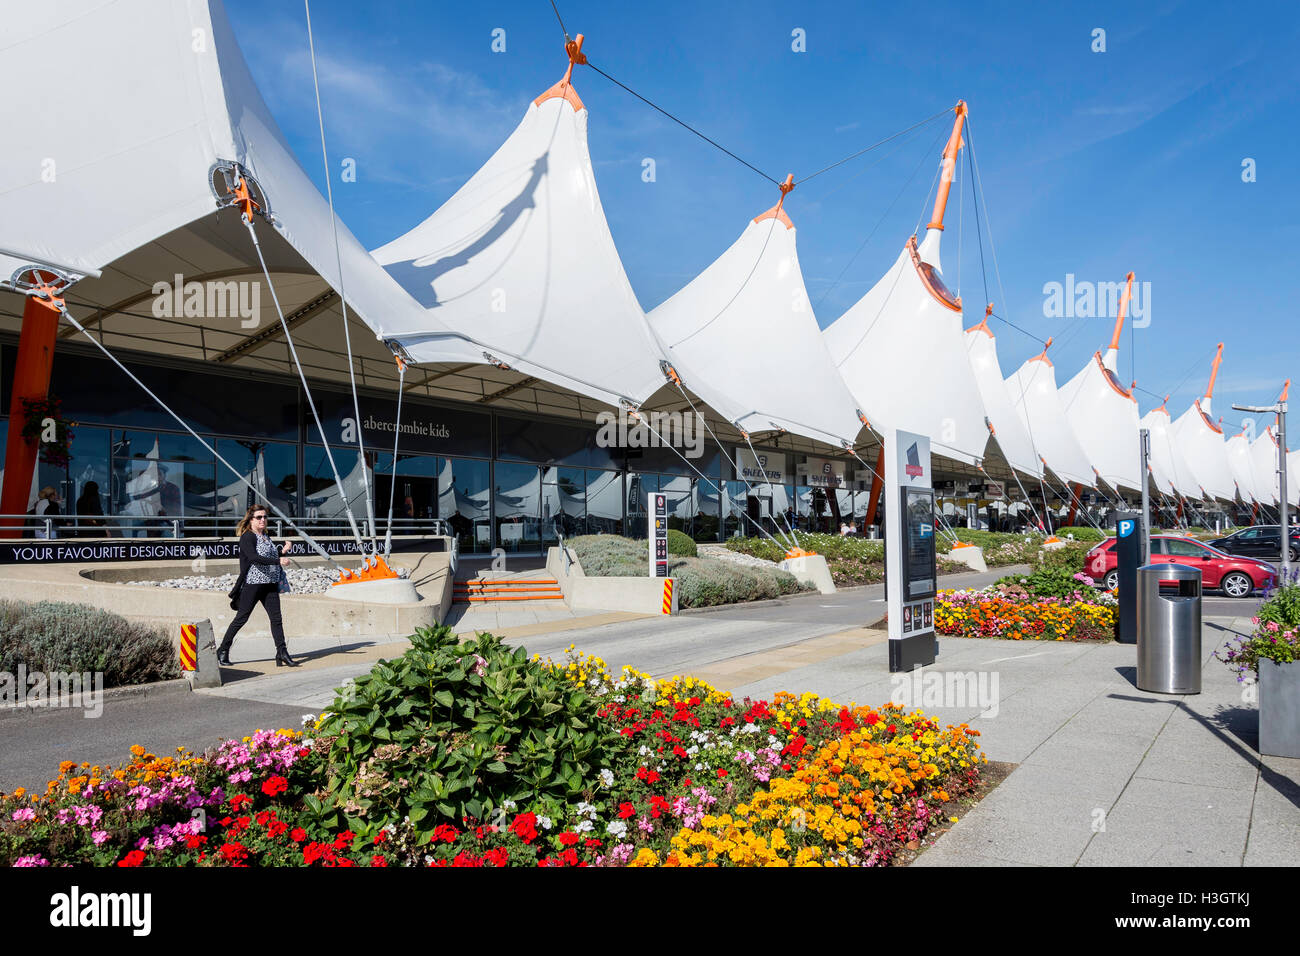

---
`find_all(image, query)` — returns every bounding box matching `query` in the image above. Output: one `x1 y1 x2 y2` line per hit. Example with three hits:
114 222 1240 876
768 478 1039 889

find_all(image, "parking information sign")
649 493 669 578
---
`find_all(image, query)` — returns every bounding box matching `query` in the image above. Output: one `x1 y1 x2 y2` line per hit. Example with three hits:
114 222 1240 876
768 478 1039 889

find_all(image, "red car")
1085 535 1276 598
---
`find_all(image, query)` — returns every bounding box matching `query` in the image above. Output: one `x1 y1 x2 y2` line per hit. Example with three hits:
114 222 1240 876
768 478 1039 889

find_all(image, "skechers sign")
736 449 786 483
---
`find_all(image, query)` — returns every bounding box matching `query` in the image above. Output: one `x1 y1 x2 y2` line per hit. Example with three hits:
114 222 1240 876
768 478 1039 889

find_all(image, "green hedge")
666 529 697 557
0 600 178 688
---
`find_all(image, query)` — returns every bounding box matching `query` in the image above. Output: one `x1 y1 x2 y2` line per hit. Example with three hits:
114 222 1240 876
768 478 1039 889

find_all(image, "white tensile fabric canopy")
648 205 863 447
1224 430 1261 505
1249 429 1282 507
1291 451 1300 508
1171 397 1237 502
0 0 453 354
1003 347 1096 488
824 227 990 465
1140 404 1199 501
371 78 679 412
1058 347 1142 492
963 315 1042 477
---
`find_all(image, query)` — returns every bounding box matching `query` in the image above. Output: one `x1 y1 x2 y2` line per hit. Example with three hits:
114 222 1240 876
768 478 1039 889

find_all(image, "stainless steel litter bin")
1136 563 1202 694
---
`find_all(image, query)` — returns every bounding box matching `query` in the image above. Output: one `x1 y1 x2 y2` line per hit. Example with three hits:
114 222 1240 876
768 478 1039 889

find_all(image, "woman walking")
216 504 299 667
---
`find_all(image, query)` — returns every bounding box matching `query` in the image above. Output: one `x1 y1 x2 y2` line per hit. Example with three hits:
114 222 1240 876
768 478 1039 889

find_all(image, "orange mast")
926 102 968 231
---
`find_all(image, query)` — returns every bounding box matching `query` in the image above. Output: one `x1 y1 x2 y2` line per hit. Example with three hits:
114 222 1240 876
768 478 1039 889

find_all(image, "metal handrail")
0 513 450 540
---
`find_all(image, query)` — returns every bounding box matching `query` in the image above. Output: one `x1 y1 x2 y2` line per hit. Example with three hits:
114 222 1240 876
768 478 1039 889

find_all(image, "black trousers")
219 582 287 655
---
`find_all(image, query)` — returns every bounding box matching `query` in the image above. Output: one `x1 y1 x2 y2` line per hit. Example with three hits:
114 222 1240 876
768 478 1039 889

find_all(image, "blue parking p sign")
1118 519 1135 538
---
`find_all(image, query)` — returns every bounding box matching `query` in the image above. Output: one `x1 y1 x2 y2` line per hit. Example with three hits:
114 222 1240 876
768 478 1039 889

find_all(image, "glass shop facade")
1 341 878 555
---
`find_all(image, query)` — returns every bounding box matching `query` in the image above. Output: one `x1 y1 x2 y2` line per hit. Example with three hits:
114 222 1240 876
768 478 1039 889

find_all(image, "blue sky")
228 0 1298 434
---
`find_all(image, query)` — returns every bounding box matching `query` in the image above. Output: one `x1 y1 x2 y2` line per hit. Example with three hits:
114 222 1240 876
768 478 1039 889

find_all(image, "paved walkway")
717 615 1298 867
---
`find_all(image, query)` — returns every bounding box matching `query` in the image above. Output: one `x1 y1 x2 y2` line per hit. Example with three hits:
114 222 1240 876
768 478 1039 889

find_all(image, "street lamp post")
1233 398 1289 585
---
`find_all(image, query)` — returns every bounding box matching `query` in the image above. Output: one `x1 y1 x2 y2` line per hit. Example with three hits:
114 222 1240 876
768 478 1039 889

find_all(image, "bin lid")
1138 562 1202 579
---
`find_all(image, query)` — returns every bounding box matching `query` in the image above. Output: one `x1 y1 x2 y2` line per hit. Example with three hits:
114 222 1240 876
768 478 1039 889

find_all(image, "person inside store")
76 481 107 537
217 503 298 667
28 486 62 538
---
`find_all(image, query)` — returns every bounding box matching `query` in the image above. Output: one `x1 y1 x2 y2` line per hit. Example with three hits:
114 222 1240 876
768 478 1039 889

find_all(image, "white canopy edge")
0 0 462 361
1004 351 1097 488
1058 351 1142 491
964 321 1043 477
824 228 989 465
1171 397 1237 502
371 90 673 411
648 207 864 448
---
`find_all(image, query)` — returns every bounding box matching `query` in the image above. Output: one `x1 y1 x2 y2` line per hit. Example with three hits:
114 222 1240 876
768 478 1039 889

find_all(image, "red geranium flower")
229 794 253 812
261 775 289 798
617 802 636 819
219 841 250 866
432 824 460 844
452 851 484 867
716 768 728 778
510 812 538 844
484 848 509 867
558 832 581 847
332 830 355 851
290 827 307 843
117 850 146 868
370 854 388 867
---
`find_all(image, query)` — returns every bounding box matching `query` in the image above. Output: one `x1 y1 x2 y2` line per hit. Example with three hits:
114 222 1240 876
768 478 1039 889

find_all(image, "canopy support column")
865 446 885 528
0 285 63 535
1066 482 1082 527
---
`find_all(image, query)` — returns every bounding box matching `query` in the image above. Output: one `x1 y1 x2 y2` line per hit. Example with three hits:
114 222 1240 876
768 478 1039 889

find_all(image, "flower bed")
1216 583 1300 682
1 629 985 868
935 587 1117 641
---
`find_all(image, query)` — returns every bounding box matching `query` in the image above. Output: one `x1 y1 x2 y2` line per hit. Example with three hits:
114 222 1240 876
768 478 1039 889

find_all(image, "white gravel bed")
697 544 785 571
127 565 409 595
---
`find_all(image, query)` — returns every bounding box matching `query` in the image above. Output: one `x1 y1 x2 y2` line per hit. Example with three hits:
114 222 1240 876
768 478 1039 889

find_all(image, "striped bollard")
180 624 198 671
661 578 677 615
181 620 224 688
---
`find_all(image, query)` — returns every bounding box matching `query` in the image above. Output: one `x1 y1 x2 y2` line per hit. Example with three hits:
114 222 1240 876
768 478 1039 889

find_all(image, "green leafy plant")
1256 582 1300 630
312 626 617 842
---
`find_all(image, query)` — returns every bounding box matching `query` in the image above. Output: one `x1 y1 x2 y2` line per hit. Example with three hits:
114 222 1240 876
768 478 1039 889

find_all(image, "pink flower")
10 808 35 822
13 855 48 867
92 830 110 845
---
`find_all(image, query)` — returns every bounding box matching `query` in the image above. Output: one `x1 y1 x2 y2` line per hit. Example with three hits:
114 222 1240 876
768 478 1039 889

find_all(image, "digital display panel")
902 487 936 601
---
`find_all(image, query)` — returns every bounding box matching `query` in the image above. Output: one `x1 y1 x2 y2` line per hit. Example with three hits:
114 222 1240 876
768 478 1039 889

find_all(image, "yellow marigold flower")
630 848 660 867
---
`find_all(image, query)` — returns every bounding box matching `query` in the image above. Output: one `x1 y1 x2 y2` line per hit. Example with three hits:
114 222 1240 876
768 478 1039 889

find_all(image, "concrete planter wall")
1259 658 1300 758
546 546 676 615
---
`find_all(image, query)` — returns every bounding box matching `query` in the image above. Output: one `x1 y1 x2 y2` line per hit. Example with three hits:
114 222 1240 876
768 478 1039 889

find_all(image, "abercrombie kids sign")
316 391 490 459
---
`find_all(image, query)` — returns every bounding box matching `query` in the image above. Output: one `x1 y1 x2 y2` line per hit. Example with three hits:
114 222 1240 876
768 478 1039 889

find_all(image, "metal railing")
0 514 450 541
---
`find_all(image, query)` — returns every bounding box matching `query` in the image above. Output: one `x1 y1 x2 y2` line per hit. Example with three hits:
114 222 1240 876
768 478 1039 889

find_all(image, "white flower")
539 816 553 830
502 799 518 811
598 768 615 788
576 801 597 817
300 714 316 727
575 819 594 833
694 762 703 771
607 820 628 838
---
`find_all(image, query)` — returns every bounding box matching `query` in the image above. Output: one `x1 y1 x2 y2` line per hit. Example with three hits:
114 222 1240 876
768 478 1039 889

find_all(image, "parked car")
1084 535 1276 597
1208 525 1300 564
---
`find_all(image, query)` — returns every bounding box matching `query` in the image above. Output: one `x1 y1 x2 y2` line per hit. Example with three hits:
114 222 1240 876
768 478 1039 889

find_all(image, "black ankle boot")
217 646 232 666
275 650 300 668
